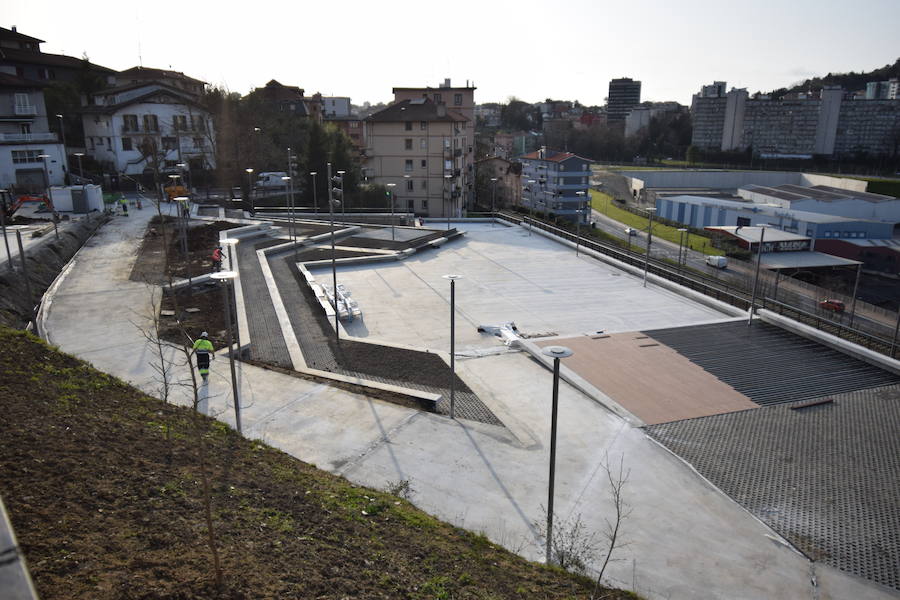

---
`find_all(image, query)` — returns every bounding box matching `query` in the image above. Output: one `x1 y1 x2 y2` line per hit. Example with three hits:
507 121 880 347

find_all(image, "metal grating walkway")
646 385 900 591
642 321 900 405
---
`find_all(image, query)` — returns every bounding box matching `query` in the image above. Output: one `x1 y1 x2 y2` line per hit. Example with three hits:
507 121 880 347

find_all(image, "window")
106 137 111 147
823 231 831 238
122 137 133 151
420 159 427 168
19 123 31 134
422 199 429 210
406 179 414 191
421 180 427 190
454 93 462 106
408 199 414 211
11 149 44 164
162 137 177 150
433 93 442 103
193 137 206 149
194 116 207 132
173 115 188 131
420 121 427 130
143 114 158 131
404 122 412 131
122 114 138 132
404 160 413 172
350 121 359 129
420 138 427 149
14 93 30 111
405 138 413 150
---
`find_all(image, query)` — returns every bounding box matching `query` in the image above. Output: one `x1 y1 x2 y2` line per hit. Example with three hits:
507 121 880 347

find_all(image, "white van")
256 172 289 189
706 255 728 269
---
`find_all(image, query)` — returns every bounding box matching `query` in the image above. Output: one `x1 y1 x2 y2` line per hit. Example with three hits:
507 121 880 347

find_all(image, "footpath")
39 207 897 600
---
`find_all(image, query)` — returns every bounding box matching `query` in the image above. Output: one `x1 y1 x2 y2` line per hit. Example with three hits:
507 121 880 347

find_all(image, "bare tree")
592 454 632 597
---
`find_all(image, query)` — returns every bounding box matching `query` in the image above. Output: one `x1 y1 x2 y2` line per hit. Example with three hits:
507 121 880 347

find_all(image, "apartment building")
691 81 900 157
364 98 470 218
81 79 215 177
519 148 592 223
475 157 522 211
0 72 66 191
607 78 641 125
0 26 116 86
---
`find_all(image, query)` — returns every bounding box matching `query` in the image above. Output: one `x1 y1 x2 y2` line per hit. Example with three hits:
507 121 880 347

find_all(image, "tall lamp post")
245 168 254 215
526 179 536 235
55 114 68 182
541 345 573 565
37 154 58 238
490 177 498 227
209 271 242 434
0 189 14 271
676 228 688 272
748 226 766 327
642 207 656 287
575 191 586 256
328 163 343 344
386 183 396 241
444 174 453 230
310 171 318 218
443 274 462 419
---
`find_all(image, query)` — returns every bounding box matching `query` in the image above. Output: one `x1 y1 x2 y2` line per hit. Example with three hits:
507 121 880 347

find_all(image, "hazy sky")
7 0 899 107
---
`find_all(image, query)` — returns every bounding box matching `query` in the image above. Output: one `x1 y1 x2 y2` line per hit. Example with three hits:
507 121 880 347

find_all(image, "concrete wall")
799 173 868 192
619 170 802 194
0 142 66 190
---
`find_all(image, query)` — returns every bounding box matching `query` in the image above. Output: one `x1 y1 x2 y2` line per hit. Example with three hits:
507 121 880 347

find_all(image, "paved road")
589 206 896 338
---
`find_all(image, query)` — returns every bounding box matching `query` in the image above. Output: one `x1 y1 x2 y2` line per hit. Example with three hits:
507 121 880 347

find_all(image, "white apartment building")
0 73 65 192
81 81 215 178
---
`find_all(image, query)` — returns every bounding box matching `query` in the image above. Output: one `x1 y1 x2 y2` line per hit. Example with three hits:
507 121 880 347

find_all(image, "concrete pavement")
40 210 898 600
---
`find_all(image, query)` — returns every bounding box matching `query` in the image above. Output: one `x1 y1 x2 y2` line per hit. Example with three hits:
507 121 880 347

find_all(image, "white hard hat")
201 331 209 338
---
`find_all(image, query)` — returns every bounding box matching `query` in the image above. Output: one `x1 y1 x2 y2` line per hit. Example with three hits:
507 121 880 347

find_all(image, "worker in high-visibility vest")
191 331 215 381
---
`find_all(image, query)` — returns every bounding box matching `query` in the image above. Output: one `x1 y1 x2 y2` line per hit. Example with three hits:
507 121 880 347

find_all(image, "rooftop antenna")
136 12 143 67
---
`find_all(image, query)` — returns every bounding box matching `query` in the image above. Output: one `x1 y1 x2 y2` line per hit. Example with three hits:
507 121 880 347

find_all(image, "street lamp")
386 183 397 241
0 189 14 271
281 175 297 256
490 177 498 227
245 168 255 215
642 207 656 288
209 270 242 434
37 154 58 239
575 191 586 256
55 114 68 182
310 171 318 218
403 173 412 233
541 345 573 565
748 226 766 327
677 228 688 271
442 274 462 419
328 163 343 344
526 179 536 235
444 174 453 230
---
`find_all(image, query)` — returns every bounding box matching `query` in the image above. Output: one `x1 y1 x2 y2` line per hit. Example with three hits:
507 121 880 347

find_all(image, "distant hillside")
768 58 900 97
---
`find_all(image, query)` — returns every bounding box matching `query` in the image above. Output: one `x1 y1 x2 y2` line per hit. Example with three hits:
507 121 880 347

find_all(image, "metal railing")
495 211 896 357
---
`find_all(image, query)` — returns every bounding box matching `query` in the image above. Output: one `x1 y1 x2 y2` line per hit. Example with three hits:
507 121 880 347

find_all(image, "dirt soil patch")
0 327 636 600
129 217 241 285
158 286 231 350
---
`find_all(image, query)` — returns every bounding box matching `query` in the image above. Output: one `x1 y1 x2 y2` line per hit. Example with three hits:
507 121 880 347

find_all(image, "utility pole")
748 226 766 326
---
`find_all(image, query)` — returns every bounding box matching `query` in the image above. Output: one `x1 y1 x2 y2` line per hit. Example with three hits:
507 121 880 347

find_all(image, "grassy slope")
0 327 636 600
589 191 724 256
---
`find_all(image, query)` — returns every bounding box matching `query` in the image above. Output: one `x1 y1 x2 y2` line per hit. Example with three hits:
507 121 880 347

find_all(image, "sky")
7 0 900 107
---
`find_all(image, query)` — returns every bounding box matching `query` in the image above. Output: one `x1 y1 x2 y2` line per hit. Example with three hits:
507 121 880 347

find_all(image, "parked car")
705 255 728 269
818 298 846 312
624 227 637 236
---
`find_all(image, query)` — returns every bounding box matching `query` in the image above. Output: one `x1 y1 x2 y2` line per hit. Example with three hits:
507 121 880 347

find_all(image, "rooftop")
365 98 468 123
705 225 808 243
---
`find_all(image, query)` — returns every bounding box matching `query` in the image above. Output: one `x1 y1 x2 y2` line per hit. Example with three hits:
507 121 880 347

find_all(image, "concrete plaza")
40 209 897 600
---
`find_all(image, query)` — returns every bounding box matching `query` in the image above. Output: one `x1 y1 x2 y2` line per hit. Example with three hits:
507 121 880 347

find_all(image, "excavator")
2 193 56 221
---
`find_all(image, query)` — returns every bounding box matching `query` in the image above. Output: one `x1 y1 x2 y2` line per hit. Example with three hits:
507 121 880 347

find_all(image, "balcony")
0 132 58 143
14 105 37 116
